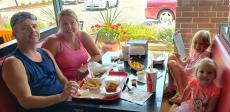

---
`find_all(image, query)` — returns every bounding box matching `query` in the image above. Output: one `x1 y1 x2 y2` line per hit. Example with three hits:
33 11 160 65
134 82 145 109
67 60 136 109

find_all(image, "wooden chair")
172 31 188 60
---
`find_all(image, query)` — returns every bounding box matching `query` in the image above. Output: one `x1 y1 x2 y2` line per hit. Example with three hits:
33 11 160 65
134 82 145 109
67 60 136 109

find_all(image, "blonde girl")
171 58 220 112
164 30 212 103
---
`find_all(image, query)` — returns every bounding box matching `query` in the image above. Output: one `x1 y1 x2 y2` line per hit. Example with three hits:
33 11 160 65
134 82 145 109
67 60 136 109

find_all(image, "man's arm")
2 57 66 109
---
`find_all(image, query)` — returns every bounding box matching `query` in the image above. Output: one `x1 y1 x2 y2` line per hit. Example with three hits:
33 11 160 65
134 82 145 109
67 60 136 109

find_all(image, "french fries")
83 79 101 88
128 60 144 70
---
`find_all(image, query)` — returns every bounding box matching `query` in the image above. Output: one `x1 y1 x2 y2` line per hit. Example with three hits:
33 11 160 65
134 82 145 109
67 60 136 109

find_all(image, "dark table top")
72 51 168 112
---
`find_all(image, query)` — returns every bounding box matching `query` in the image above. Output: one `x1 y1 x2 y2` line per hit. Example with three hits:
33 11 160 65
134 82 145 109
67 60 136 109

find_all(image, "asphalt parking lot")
63 0 147 31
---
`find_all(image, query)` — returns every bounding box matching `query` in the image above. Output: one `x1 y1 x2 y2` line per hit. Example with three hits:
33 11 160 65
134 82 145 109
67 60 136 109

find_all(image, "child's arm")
181 86 191 101
173 52 188 67
205 97 219 112
174 86 191 104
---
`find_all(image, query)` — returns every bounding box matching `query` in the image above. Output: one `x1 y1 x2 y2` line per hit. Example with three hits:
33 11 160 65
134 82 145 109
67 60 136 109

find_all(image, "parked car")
85 0 119 10
145 0 176 24
62 0 86 5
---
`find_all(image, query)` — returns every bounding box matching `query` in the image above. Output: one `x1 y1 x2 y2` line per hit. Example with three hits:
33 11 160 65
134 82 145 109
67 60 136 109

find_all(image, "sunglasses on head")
11 13 37 28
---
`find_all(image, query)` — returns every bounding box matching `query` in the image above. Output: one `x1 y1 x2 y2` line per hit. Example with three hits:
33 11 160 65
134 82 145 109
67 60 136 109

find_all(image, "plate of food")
72 71 128 101
81 79 102 93
103 77 123 97
128 60 145 71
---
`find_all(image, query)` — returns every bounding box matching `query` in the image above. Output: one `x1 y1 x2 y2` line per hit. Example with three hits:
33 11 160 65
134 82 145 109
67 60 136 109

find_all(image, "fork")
124 83 131 92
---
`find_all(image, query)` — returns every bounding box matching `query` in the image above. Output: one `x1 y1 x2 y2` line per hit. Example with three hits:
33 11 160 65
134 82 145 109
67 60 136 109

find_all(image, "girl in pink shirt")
171 58 220 112
165 30 212 103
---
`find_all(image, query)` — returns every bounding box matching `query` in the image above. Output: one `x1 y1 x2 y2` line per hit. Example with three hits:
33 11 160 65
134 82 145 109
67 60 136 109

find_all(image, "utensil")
124 83 131 92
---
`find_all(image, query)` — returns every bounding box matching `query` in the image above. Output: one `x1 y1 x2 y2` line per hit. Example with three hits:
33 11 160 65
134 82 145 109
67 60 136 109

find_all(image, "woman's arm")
2 57 67 109
42 36 59 57
205 97 219 112
80 31 101 61
78 31 102 72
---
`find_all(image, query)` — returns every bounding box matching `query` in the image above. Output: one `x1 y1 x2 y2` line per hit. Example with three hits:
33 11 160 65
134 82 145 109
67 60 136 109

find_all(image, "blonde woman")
43 9 101 81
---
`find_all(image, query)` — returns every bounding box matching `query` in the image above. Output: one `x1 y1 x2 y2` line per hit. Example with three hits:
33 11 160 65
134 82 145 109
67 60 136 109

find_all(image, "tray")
72 71 128 101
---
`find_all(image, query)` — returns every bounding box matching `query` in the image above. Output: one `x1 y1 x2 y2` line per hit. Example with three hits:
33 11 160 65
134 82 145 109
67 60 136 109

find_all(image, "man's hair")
10 12 37 29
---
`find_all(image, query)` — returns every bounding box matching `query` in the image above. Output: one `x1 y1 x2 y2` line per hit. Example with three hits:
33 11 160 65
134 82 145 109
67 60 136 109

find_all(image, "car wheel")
115 0 119 7
157 10 175 25
105 1 109 10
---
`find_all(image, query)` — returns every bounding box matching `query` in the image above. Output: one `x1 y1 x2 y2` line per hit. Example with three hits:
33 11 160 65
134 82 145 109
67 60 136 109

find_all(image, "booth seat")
212 34 230 112
0 36 49 112
0 58 23 112
0 34 230 111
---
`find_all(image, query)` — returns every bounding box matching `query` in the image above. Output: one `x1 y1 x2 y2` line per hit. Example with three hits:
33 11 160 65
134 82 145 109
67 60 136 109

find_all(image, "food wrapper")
87 62 113 80
103 77 122 96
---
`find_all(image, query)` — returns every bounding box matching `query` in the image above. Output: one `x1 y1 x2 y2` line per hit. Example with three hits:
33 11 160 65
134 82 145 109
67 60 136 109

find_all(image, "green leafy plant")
37 19 46 30
91 23 126 42
97 8 121 25
121 24 157 41
91 8 126 42
155 26 175 45
40 8 56 26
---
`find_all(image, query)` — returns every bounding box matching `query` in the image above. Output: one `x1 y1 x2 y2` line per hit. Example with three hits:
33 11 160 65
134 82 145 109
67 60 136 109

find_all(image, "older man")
1 12 78 112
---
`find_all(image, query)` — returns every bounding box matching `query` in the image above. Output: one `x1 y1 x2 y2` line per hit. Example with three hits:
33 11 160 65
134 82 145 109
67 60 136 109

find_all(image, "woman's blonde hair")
189 30 211 57
58 9 79 24
193 57 217 78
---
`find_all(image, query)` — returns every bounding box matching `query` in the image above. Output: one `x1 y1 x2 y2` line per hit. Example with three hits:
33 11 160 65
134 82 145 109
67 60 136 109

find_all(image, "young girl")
164 30 212 103
171 58 221 112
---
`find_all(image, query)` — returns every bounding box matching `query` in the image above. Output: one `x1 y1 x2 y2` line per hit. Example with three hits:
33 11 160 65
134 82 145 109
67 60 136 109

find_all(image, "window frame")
0 0 63 58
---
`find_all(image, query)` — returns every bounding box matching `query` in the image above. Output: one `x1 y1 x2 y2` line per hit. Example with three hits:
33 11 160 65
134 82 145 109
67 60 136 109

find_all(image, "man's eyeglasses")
11 13 37 28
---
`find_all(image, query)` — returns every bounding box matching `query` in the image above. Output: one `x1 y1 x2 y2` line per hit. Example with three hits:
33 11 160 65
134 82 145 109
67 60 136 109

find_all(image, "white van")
86 0 119 10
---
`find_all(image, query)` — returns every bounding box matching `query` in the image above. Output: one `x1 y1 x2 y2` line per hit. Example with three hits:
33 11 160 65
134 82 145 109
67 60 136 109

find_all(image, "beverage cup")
122 44 130 61
136 71 145 81
146 68 157 92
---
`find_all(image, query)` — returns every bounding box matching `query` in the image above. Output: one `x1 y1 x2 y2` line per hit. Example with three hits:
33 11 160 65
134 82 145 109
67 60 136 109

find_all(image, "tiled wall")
176 0 229 52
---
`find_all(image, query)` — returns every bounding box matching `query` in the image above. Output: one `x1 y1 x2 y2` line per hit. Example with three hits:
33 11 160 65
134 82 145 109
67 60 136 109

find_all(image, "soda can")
146 68 157 92
122 44 130 61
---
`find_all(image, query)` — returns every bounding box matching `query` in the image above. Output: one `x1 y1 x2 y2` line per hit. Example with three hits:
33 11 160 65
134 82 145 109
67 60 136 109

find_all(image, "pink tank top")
184 51 210 77
55 34 89 81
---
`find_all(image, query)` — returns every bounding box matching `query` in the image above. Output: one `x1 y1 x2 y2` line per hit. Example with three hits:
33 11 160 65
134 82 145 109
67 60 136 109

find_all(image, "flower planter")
100 41 120 53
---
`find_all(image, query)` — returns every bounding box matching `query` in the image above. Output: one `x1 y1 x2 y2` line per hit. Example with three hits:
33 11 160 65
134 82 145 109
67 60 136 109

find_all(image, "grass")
121 24 157 41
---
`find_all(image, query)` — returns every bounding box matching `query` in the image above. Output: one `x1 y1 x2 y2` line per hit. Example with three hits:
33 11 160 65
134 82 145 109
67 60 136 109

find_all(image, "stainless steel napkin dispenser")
128 40 148 58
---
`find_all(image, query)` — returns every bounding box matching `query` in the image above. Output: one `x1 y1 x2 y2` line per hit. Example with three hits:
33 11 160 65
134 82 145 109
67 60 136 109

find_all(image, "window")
0 0 56 44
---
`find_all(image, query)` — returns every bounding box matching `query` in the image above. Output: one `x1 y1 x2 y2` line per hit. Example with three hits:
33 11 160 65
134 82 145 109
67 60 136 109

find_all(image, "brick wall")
176 0 229 51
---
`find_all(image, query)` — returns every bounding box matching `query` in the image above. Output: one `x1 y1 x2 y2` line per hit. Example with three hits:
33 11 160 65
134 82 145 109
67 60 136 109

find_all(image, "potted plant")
91 8 126 52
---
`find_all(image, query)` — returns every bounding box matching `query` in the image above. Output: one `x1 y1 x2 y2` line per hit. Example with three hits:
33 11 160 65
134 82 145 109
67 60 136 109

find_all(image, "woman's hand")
60 81 78 101
77 66 87 74
76 67 89 80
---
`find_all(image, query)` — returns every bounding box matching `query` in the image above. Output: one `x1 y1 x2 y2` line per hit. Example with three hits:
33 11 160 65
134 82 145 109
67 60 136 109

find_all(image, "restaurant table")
72 51 168 112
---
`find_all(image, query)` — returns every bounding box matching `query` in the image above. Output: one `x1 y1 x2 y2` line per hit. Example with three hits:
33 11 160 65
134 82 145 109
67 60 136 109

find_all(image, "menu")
120 87 152 105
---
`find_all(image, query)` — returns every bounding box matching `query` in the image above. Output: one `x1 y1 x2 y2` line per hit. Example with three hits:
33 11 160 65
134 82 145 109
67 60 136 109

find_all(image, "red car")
145 0 176 24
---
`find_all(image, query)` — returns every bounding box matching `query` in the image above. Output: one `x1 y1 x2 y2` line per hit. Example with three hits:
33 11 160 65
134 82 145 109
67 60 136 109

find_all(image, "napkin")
120 87 152 105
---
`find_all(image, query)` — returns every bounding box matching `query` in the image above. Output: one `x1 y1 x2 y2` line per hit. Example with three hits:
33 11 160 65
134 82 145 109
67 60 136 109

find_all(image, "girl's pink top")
184 51 210 77
55 34 89 81
188 77 221 112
